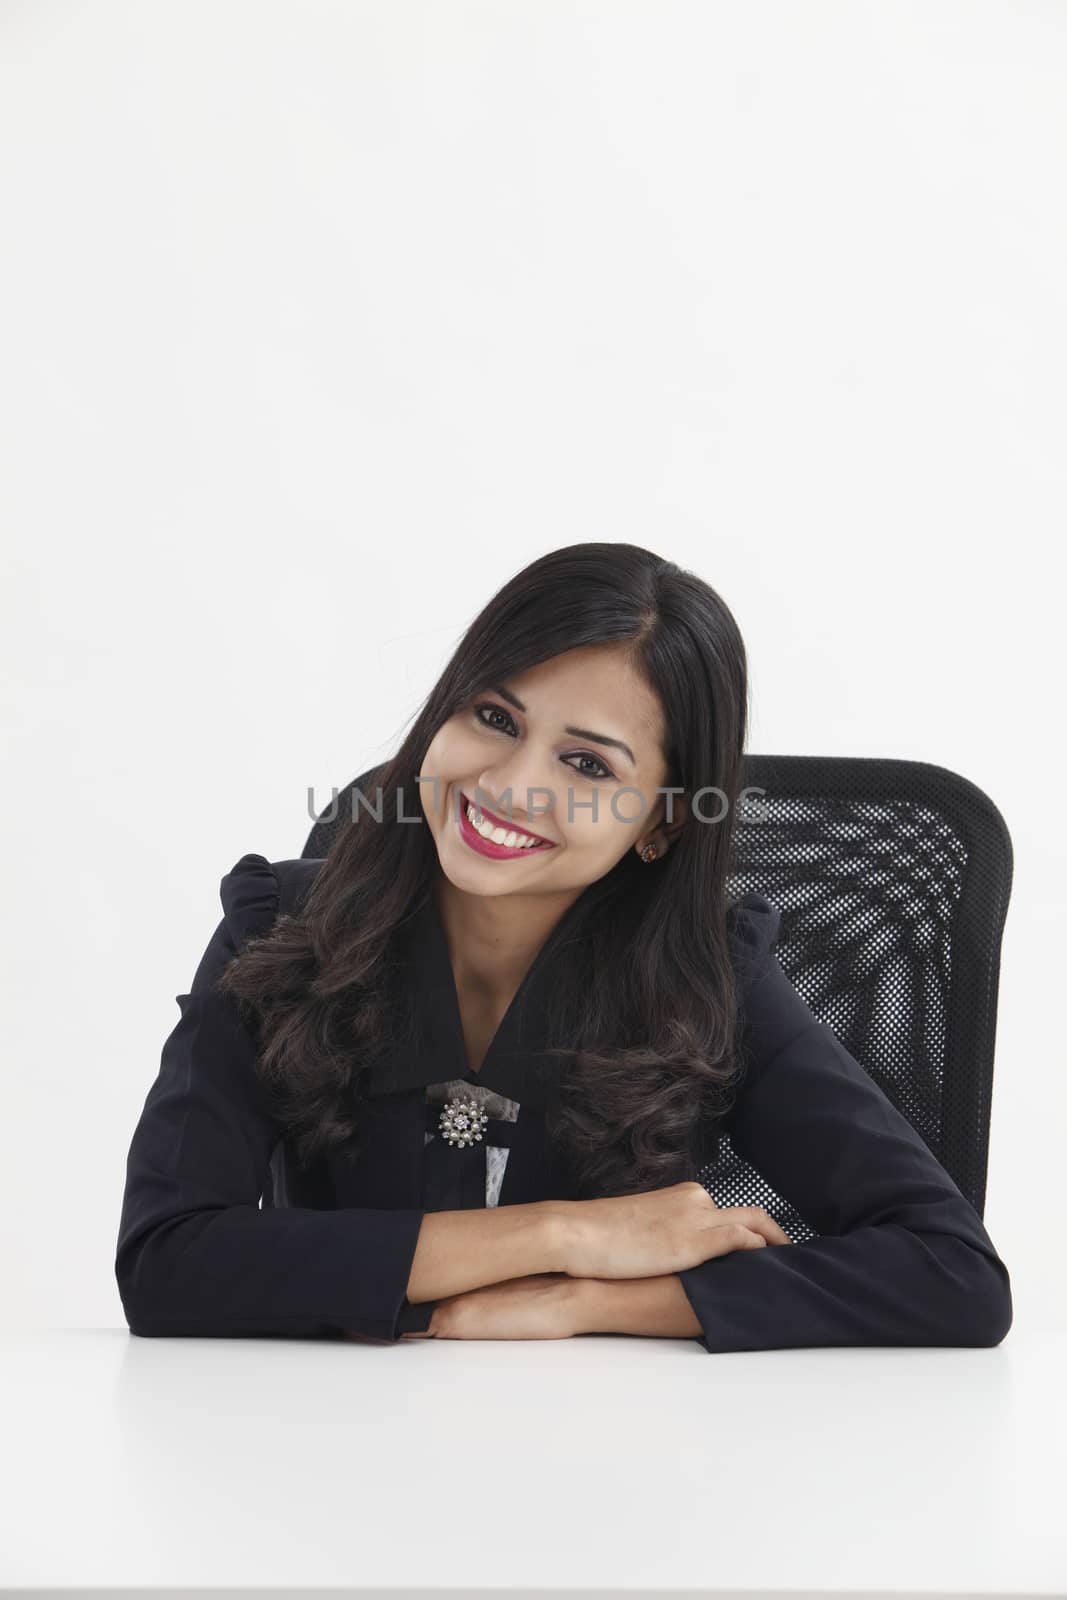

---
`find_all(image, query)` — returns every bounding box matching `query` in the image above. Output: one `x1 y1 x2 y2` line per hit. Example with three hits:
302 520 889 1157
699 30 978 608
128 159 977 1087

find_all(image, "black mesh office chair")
303 755 1012 1239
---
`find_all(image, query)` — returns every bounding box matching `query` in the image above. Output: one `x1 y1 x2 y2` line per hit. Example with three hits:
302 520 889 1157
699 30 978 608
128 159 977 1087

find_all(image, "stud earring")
639 836 666 864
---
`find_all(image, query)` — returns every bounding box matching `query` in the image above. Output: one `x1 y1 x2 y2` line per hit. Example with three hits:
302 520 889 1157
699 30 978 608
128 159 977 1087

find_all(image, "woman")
114 542 1012 1351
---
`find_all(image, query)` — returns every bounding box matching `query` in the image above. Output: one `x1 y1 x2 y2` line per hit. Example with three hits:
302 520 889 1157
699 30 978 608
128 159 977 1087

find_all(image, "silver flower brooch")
438 1096 489 1149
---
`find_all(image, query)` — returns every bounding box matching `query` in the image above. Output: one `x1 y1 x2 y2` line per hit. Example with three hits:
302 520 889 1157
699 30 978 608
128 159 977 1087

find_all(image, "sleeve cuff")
395 1297 437 1334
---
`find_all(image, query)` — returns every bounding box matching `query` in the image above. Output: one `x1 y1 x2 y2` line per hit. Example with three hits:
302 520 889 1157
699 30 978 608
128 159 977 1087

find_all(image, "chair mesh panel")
303 754 1012 1234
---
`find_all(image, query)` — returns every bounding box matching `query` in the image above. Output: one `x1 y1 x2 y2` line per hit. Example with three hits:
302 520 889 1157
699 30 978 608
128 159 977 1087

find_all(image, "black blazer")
114 852 1013 1351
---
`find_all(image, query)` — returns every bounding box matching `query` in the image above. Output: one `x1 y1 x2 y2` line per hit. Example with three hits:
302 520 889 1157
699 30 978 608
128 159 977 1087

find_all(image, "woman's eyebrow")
490 684 637 767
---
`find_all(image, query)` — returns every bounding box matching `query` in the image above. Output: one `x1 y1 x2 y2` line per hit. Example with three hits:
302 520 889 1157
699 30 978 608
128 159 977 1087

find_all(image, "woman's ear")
659 790 689 841
634 790 689 861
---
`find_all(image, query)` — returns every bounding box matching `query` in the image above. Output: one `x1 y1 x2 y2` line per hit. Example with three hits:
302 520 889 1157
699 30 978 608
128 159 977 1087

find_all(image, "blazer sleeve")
114 851 428 1341
676 894 1014 1353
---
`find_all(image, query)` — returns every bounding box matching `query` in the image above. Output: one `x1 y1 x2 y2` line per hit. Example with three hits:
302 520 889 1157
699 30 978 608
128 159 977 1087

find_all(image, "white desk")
1 1328 1063 1599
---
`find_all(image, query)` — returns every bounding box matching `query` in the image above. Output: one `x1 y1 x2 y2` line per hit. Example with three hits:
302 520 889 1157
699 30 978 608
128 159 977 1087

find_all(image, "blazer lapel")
281 859 578 1209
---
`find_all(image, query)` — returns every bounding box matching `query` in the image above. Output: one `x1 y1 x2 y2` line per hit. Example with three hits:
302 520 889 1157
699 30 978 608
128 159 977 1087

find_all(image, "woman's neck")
432 870 578 1009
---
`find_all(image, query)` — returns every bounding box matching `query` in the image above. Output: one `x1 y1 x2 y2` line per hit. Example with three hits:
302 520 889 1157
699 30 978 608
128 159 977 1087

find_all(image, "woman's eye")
471 704 614 781
474 704 516 736
564 752 613 780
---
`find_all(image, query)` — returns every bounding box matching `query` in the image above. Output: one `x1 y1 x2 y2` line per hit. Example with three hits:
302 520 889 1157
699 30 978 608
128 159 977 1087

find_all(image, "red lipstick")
457 790 557 860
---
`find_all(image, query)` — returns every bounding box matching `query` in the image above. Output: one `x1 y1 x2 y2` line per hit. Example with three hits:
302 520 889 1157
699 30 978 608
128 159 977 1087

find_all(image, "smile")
457 791 557 859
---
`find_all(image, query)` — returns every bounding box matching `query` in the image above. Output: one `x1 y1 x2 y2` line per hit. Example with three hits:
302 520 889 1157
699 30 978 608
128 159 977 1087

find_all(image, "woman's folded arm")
114 854 428 1342
675 903 1013 1354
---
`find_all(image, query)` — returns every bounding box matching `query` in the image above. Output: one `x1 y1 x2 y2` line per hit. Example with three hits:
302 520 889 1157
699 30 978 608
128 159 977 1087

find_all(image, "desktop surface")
2 1327 1063 1599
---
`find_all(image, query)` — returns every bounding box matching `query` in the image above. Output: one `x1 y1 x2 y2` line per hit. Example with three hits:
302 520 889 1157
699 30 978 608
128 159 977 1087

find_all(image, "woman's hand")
561 1181 793 1280
398 1272 580 1342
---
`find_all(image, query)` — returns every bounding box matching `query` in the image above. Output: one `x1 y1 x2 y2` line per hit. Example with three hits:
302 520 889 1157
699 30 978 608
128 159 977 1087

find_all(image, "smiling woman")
234 541 748 1211
114 541 1013 1354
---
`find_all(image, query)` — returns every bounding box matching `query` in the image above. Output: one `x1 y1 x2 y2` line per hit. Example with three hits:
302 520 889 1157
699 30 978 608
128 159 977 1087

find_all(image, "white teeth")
465 800 544 849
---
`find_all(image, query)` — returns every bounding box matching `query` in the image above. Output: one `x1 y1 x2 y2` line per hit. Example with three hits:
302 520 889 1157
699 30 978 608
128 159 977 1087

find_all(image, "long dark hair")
216 541 750 1199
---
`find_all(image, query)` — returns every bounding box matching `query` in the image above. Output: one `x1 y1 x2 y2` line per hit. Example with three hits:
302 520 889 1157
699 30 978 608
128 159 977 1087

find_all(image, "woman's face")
420 644 686 900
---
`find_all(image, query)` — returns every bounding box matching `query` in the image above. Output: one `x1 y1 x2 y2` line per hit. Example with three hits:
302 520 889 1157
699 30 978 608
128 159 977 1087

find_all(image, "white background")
1 0 1063 1335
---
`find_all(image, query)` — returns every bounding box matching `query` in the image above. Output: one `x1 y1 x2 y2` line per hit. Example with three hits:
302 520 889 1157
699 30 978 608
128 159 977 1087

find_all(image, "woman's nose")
475 767 553 829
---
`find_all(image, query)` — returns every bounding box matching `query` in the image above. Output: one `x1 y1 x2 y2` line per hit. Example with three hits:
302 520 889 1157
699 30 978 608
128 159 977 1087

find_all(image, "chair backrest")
303 754 1012 1230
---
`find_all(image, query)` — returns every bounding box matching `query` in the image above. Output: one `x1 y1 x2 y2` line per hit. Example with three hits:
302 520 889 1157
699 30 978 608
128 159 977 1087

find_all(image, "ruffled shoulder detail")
219 852 281 951
725 890 783 987
271 856 326 919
